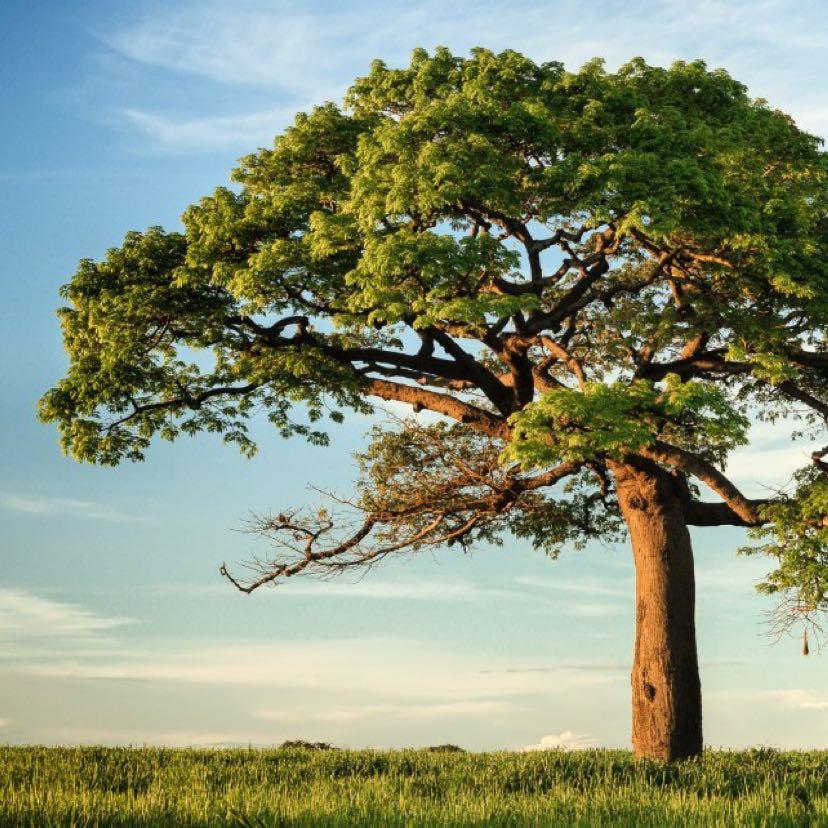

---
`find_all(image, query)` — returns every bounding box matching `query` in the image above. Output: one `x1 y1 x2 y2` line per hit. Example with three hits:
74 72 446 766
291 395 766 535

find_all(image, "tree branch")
684 499 771 527
638 440 765 525
220 454 583 594
105 383 260 433
367 379 510 439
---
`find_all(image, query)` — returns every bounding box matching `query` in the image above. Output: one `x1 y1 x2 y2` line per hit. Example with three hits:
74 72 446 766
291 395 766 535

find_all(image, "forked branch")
220 454 583 594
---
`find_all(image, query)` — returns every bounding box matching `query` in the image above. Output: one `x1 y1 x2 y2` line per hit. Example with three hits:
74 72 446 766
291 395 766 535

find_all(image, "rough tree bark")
609 456 703 761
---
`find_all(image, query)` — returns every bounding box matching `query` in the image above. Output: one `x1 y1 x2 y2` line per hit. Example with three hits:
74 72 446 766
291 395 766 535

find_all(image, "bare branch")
765 597 825 649
219 440 583 594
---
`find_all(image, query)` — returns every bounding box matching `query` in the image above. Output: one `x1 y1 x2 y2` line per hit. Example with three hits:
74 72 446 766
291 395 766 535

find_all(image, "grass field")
1 745 826 826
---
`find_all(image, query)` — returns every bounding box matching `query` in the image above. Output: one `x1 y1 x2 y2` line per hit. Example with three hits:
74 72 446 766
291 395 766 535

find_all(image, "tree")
40 49 827 762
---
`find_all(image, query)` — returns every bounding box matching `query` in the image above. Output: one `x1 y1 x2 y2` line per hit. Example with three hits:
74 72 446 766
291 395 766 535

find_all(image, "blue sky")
1 0 826 750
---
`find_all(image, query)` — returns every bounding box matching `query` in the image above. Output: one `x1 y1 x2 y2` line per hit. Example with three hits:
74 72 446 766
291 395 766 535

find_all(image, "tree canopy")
41 49 827 624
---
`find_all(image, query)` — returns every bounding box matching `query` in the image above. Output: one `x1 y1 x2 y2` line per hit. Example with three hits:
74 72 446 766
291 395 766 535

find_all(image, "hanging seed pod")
803 628 810 657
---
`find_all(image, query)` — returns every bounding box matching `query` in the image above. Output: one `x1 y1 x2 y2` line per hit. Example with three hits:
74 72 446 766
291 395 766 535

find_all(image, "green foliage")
1 746 827 826
37 223 372 465
346 229 532 328
743 467 828 614
726 344 798 385
505 381 661 467
503 376 749 469
39 48 826 604
41 48 827 467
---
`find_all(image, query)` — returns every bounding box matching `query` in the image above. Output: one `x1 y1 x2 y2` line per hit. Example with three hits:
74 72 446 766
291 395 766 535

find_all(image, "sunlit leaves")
743 467 828 616
345 229 529 327
40 40 826 601
504 376 749 469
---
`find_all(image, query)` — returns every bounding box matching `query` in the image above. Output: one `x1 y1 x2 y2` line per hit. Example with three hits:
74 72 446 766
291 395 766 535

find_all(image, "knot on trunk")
627 494 650 511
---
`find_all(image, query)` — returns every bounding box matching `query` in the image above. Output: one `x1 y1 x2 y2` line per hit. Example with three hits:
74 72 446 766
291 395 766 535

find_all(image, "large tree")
41 50 827 761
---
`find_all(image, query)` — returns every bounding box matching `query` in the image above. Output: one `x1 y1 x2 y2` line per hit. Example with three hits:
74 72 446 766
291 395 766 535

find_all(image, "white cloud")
101 0 828 153
0 493 141 523
512 575 629 599
695 563 766 592
121 106 298 152
15 637 618 701
708 418 820 499
103 0 827 94
519 731 599 751
568 602 626 618
1 625 622 747
0 588 132 638
712 687 828 712
767 689 828 711
269 579 518 602
162 575 630 614
156 578 522 602
104 3 349 94
725 446 811 497
481 663 628 675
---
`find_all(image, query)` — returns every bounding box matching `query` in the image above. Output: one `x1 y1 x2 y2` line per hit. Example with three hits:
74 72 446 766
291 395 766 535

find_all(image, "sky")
1 0 827 751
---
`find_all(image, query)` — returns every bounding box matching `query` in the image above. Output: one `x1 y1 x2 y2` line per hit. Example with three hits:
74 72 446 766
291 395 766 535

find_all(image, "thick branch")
425 326 514 414
243 310 514 417
638 350 747 381
789 349 828 371
777 380 828 420
525 254 611 334
367 379 510 439
639 440 764 525
684 499 771 527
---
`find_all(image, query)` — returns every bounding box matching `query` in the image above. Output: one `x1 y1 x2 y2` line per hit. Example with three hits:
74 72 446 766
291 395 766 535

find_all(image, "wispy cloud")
703 417 821 499
99 0 828 152
161 575 631 613
266 579 519 602
695 565 764 592
519 731 599 751
712 687 828 712
34 726 262 748
512 575 630 599
725 446 812 498
568 602 626 618
0 493 142 523
482 663 628 675
0 588 133 638
14 636 619 701
766 689 828 711
103 3 350 93
155 578 522 602
487 659 741 675
121 106 298 152
103 0 828 93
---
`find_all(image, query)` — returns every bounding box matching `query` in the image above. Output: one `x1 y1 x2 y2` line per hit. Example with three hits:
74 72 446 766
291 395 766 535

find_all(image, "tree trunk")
609 457 703 761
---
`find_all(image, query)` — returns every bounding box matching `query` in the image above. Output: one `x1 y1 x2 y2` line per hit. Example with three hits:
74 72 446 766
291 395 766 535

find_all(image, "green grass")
1 746 826 826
